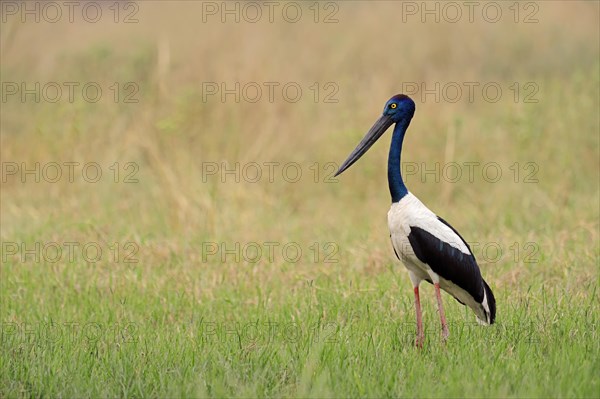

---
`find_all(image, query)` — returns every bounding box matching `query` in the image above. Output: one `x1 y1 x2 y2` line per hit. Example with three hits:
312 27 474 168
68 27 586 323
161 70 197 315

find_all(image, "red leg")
414 286 424 348
434 283 449 341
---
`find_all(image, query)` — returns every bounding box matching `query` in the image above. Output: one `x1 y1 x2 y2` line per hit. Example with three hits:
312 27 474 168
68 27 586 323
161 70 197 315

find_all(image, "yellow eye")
390 103 397 109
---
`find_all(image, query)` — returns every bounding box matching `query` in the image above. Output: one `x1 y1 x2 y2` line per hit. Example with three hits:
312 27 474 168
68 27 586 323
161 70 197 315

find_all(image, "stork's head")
383 94 416 122
335 94 416 176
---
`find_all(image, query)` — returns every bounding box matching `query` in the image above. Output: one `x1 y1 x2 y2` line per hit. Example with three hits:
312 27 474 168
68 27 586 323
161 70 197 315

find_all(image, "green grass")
1 2 599 398
2 264 598 397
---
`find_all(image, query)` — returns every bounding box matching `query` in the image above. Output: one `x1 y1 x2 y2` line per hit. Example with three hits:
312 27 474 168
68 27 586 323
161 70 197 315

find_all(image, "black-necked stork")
335 94 496 346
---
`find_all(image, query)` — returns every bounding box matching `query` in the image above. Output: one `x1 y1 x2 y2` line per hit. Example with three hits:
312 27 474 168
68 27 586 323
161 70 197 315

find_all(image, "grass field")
1 1 599 397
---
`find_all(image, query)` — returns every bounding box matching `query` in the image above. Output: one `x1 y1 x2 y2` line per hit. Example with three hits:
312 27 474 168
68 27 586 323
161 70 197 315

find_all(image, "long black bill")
335 114 394 177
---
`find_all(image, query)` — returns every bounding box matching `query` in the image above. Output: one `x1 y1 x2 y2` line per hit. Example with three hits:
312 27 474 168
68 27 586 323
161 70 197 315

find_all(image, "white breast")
387 193 471 262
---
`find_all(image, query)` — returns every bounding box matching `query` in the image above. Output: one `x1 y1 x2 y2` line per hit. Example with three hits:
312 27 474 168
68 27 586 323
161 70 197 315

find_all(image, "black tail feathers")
483 280 496 324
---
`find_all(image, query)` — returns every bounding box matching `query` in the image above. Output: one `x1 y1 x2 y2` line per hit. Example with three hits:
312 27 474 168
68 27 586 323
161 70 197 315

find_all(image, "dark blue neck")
388 119 410 203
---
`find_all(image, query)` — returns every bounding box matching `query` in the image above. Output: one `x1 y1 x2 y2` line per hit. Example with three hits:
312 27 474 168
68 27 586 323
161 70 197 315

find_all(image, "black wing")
436 216 473 253
407 221 484 303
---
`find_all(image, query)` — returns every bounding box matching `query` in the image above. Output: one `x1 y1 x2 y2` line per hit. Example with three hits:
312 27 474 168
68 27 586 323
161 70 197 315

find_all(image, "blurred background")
2 1 597 275
1 1 599 396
